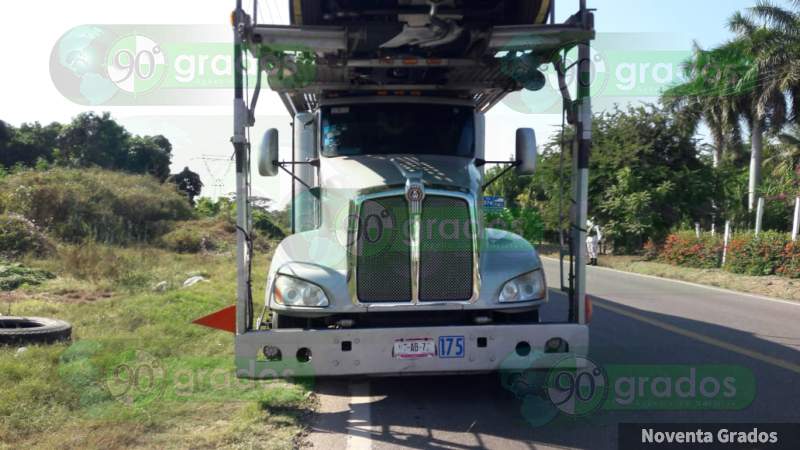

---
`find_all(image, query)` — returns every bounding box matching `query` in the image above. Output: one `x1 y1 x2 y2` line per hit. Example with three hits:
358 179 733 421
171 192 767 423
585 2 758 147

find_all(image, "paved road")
306 258 800 449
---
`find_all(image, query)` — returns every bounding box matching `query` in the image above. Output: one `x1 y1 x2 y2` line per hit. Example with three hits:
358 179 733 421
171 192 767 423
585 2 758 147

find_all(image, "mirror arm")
481 160 521 191
276 160 321 198
247 59 264 126
475 159 519 167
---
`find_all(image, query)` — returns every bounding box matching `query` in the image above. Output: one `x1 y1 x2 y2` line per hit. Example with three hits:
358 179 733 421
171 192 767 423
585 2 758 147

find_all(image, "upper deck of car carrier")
240 0 594 114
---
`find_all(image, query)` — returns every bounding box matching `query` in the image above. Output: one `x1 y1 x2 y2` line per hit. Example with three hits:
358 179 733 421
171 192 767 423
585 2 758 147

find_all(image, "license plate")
393 338 436 359
438 335 465 358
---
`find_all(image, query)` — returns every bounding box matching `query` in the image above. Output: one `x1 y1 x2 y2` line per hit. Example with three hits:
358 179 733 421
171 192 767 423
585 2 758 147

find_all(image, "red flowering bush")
642 239 660 261
777 242 800 279
724 232 788 276
659 231 722 269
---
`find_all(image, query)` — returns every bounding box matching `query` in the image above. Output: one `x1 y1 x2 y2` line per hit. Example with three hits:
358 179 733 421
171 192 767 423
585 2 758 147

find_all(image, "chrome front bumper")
235 323 588 378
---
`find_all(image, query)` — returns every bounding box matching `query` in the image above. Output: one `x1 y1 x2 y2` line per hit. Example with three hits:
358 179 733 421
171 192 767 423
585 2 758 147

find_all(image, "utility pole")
232 1 251 335
571 0 593 325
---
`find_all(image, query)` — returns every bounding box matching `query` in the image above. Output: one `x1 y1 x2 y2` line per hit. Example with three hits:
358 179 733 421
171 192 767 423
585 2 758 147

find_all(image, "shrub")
0 261 55 291
485 207 544 243
57 242 153 290
642 239 660 261
0 213 54 259
777 242 800 279
160 218 236 253
0 168 193 244
724 231 788 276
659 231 722 269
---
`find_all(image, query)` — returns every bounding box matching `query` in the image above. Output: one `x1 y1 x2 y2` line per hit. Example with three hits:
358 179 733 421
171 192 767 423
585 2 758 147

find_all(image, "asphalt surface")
306 258 800 449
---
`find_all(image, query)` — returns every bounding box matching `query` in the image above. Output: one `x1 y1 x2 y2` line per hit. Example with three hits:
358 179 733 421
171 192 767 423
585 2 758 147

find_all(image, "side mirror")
258 128 279 177
515 128 537 175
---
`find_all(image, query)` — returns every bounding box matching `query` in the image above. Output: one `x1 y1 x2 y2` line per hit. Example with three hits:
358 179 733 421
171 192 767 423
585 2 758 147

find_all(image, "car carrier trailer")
227 0 595 378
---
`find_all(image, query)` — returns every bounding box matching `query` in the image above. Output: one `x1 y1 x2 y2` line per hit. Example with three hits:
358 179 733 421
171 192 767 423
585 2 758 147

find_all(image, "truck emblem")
405 180 425 216
407 185 424 202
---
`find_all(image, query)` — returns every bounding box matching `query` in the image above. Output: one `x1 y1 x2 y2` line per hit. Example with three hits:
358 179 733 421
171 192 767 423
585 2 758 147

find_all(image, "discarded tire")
0 316 72 345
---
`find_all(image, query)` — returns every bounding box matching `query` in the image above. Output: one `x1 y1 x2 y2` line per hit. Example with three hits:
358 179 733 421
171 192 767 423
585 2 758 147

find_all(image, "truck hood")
319 154 482 193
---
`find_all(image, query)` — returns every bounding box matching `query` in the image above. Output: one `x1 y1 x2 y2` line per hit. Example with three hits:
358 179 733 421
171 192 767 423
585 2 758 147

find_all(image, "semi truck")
228 0 595 377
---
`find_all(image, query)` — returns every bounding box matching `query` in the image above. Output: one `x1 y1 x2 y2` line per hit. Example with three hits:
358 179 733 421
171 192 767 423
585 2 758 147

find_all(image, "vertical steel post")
232 2 251 335
755 197 764 237
572 0 592 325
792 197 800 242
722 220 731 265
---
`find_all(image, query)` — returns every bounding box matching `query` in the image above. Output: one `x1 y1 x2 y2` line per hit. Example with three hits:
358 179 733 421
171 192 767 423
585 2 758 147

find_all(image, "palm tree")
662 44 742 168
742 1 800 123
765 127 800 197
723 24 789 211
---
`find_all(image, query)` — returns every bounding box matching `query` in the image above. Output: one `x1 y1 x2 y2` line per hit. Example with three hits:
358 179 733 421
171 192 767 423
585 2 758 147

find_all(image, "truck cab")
261 98 545 330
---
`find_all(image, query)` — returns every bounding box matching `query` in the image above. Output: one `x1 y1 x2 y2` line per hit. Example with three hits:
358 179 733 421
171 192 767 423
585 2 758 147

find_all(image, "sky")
0 0 765 204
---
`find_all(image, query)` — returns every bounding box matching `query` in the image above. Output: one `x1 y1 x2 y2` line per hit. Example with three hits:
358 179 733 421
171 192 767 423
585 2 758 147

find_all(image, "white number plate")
393 338 436 359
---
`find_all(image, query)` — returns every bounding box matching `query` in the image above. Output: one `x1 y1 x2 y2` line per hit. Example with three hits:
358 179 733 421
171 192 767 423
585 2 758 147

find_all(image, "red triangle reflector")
192 305 236 333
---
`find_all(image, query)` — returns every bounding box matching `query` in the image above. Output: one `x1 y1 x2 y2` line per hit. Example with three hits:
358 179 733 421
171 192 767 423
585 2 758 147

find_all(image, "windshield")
321 103 475 157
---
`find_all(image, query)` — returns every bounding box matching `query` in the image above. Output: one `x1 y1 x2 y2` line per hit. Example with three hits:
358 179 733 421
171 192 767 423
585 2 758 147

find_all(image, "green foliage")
1 114 173 180
659 231 722 269
253 209 287 240
160 218 236 254
166 167 203 205
0 213 54 259
56 242 156 290
486 105 713 250
195 196 226 218
0 246 309 448
0 168 193 244
194 196 286 241
0 261 55 291
484 207 544 243
724 231 788 276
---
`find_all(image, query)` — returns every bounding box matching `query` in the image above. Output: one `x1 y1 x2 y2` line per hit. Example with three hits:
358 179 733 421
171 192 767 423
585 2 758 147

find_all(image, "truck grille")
355 193 474 303
356 196 412 302
419 196 474 301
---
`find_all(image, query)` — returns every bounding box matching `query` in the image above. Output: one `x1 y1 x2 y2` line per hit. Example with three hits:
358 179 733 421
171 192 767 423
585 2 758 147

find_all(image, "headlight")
499 270 546 303
273 275 329 307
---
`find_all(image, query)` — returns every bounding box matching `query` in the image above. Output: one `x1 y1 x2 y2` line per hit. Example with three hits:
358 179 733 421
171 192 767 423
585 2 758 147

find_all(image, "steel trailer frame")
230 0 595 375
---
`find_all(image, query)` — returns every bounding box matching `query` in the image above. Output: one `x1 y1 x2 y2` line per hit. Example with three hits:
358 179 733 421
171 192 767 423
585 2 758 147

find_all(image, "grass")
0 243 312 449
542 251 800 302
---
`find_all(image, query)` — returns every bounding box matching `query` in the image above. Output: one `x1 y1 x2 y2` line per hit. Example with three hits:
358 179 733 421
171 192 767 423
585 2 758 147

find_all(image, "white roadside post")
792 197 800 242
695 222 701 238
755 197 765 237
722 220 731 265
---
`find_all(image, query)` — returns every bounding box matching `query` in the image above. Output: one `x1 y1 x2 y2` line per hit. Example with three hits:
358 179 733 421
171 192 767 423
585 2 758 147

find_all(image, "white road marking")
346 381 373 450
541 256 800 307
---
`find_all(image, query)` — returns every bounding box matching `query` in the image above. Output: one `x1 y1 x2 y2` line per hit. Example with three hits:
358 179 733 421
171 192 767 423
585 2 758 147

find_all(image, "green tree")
167 167 203 205
56 112 130 169
512 105 714 250
125 135 172 181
